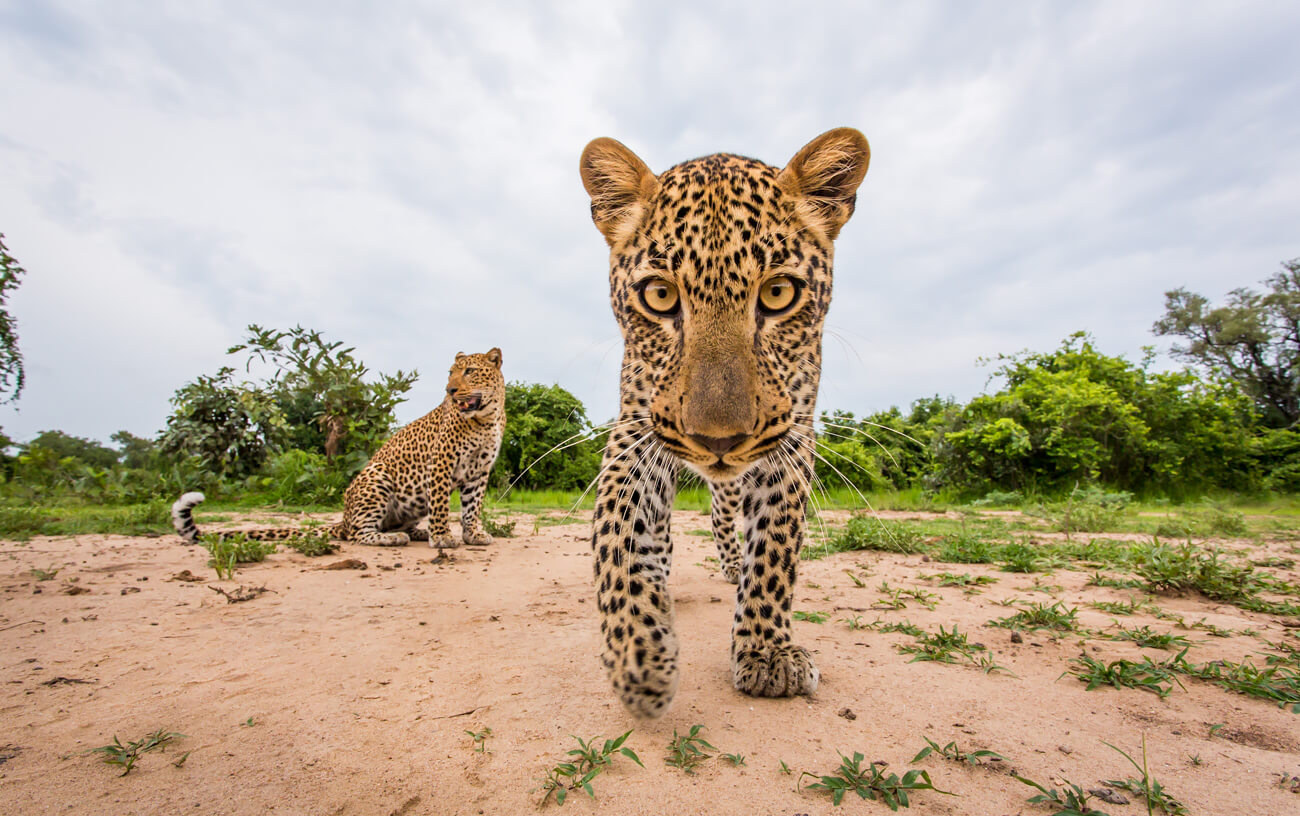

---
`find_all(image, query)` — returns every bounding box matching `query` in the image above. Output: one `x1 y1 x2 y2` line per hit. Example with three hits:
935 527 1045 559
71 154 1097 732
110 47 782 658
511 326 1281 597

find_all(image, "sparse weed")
720 752 746 767
875 581 939 611
482 513 516 538
1105 625 1191 651
843 568 868 588
465 726 491 753
842 616 868 630
922 572 997 591
999 541 1045 573
29 565 59 581
815 517 928 557
875 620 926 637
1137 541 1300 616
896 625 1013 674
665 724 715 775
899 625 984 665
1087 573 1144 590
800 751 952 809
793 610 830 624
535 730 642 807
971 653 1017 675
1103 737 1187 815
1173 653 1300 711
1014 773 1109 816
1089 597 1150 616
935 530 998 564
911 736 1005 766
87 729 185 776
992 600 1079 632
1063 653 1183 699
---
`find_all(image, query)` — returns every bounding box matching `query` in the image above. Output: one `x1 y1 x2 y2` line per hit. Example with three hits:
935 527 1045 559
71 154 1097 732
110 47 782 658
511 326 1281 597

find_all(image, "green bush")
254 449 351 505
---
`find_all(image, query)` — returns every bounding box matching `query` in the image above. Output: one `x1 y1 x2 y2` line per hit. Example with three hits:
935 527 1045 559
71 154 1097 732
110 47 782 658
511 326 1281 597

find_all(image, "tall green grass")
0 501 171 540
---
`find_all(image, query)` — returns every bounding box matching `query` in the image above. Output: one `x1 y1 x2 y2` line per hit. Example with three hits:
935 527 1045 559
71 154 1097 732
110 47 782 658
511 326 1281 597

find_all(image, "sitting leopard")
172 348 507 548
578 128 870 717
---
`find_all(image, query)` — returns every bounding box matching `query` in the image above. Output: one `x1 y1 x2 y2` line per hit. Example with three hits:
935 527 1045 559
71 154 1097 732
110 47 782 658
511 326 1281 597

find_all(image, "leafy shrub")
490 382 603 493
281 534 338 556
201 533 276 579
255 449 351 504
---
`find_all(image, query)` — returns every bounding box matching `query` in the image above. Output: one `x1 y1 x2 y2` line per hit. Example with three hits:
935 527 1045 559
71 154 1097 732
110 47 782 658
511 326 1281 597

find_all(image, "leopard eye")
638 277 680 316
758 276 800 315
463 367 476 376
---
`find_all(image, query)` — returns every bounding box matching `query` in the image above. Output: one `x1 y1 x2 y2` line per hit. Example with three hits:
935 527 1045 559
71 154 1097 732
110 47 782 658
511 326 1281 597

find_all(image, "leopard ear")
579 137 658 247
486 347 502 368
777 128 870 240
455 352 466 361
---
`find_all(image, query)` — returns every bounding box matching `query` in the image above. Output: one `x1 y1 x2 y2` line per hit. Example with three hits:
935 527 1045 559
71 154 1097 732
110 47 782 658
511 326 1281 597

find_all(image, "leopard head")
580 129 869 481
445 348 505 421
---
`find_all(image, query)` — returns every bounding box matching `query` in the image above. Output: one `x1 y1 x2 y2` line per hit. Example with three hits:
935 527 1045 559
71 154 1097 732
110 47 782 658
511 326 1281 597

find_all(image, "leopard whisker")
494 417 639 502
562 425 657 524
788 427 902 551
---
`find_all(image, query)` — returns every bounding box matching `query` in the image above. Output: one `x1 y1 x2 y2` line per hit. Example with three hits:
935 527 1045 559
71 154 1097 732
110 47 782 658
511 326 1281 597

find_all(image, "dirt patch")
0 510 1295 814
313 558 368 571
1218 723 1300 754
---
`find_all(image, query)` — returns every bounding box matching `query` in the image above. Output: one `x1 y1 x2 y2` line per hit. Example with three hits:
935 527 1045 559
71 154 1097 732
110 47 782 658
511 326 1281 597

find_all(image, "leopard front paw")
720 559 741 584
605 636 680 719
732 643 819 698
429 532 459 549
463 529 494 547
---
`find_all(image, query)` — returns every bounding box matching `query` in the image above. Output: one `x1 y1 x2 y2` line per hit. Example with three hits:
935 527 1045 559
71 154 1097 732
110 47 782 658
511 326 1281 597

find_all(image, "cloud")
0 1 1297 444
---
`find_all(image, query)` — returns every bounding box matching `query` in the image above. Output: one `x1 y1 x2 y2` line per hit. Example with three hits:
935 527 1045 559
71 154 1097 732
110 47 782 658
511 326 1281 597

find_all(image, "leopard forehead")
611 154 832 299
448 353 505 393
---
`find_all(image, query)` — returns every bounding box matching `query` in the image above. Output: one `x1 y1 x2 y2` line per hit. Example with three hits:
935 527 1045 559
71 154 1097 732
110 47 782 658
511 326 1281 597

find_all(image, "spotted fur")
172 349 506 548
579 128 870 717
709 480 743 584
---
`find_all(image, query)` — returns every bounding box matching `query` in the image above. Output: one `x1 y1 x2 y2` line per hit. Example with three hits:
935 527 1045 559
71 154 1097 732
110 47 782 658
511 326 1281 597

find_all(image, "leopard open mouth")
454 395 483 413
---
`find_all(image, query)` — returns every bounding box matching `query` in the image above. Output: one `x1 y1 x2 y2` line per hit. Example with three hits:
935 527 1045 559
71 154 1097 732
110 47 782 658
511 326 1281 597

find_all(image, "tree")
23 430 120 469
932 333 1255 496
111 430 158 469
158 367 287 479
1154 259 1300 427
818 397 955 492
229 325 417 470
0 233 27 402
490 382 604 492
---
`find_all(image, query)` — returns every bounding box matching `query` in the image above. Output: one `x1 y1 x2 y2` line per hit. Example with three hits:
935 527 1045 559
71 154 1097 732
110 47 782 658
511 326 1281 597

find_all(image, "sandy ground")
2 509 1298 815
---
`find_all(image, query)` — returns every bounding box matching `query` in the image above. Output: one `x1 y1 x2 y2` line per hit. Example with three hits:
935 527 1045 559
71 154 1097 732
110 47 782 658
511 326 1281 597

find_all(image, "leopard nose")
446 386 458 396
688 433 748 458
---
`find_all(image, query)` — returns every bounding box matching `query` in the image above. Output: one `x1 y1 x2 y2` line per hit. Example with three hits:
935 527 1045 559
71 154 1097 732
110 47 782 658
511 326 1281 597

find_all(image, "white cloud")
0 0 1296 443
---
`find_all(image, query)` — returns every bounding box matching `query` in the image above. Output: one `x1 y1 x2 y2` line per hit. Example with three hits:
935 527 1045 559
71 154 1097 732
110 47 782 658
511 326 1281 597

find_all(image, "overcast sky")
1 1 1297 446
